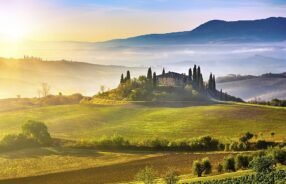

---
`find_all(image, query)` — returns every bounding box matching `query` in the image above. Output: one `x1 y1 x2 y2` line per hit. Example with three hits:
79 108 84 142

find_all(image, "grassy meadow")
0 102 285 141
0 100 285 183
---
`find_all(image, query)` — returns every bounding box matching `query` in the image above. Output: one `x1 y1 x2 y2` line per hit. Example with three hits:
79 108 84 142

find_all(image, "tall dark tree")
126 70 131 81
212 75 216 91
188 68 192 82
153 72 157 87
162 68 165 75
193 65 197 84
199 73 204 91
147 67 152 80
208 73 213 90
197 66 201 88
120 73 124 84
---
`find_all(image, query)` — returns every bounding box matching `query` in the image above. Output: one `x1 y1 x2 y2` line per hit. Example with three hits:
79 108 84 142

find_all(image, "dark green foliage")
188 68 192 81
189 170 286 184
153 72 157 87
120 73 124 83
164 169 179 184
22 120 52 145
147 67 153 80
256 140 275 149
250 156 275 173
235 154 250 170
216 163 223 173
239 132 254 143
192 157 212 177
268 147 286 165
73 135 223 152
126 70 131 81
162 68 166 75
0 121 51 152
223 156 236 172
135 166 157 184
228 141 247 151
0 133 39 152
193 65 197 83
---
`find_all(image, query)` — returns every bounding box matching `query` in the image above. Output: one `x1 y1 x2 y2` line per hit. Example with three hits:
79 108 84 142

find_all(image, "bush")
235 154 250 170
250 156 275 173
217 163 223 173
192 157 212 177
268 147 286 165
239 132 254 143
163 169 179 184
0 133 39 151
229 141 247 151
256 140 275 150
223 156 236 172
22 120 52 145
135 166 157 184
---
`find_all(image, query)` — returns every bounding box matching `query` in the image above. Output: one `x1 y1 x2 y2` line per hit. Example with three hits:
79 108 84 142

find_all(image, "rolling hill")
0 58 147 99
104 17 286 45
217 72 286 101
0 103 285 141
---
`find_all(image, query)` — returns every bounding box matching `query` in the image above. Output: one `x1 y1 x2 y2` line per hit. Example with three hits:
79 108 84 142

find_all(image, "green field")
0 102 285 141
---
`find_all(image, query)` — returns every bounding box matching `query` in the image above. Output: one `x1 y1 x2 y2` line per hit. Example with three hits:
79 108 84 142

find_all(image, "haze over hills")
0 58 147 99
104 17 286 45
217 72 286 101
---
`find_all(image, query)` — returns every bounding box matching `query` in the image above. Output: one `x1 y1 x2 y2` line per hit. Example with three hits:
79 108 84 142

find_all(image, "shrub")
22 120 52 145
0 133 39 151
229 141 247 151
217 163 223 173
192 157 212 177
268 147 286 165
235 154 250 170
135 166 157 184
256 140 275 149
250 156 275 173
163 169 179 184
223 156 236 172
239 132 254 143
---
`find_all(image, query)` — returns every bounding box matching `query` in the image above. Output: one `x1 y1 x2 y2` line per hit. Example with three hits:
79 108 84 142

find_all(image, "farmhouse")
157 72 188 86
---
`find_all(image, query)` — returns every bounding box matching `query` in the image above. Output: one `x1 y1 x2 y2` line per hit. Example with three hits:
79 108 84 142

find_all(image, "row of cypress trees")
120 65 216 92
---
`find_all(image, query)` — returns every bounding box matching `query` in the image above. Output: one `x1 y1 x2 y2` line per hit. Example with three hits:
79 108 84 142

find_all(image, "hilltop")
84 66 242 104
104 17 286 45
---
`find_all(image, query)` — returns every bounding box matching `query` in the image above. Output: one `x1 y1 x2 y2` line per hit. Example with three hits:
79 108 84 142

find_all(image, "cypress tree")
197 66 201 87
188 68 192 82
208 73 213 91
126 70 131 81
199 73 204 91
120 73 124 84
162 68 165 75
193 65 197 84
153 72 157 87
147 67 152 80
212 75 216 91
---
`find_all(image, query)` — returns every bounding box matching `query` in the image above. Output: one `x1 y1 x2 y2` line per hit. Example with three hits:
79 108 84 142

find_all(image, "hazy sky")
0 0 285 42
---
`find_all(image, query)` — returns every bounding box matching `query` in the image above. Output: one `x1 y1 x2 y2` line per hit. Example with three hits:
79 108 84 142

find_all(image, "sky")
0 0 285 42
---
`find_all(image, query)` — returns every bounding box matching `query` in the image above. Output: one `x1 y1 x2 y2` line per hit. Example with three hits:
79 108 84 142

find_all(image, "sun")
0 20 28 43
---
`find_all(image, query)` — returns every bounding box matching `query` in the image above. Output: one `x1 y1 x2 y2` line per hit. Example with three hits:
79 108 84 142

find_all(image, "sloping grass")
0 147 161 180
0 103 285 141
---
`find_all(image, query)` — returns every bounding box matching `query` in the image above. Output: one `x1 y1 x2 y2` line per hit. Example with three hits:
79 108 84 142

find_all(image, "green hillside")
0 103 285 141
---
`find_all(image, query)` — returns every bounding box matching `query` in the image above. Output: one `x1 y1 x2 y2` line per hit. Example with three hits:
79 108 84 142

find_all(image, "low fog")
0 41 286 99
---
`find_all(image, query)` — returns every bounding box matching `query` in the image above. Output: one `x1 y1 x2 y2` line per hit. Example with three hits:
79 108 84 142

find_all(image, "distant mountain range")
217 72 286 101
104 17 286 45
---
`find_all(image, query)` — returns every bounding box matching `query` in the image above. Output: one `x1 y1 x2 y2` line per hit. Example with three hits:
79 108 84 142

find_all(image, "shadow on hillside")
133 100 225 108
0 147 103 159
